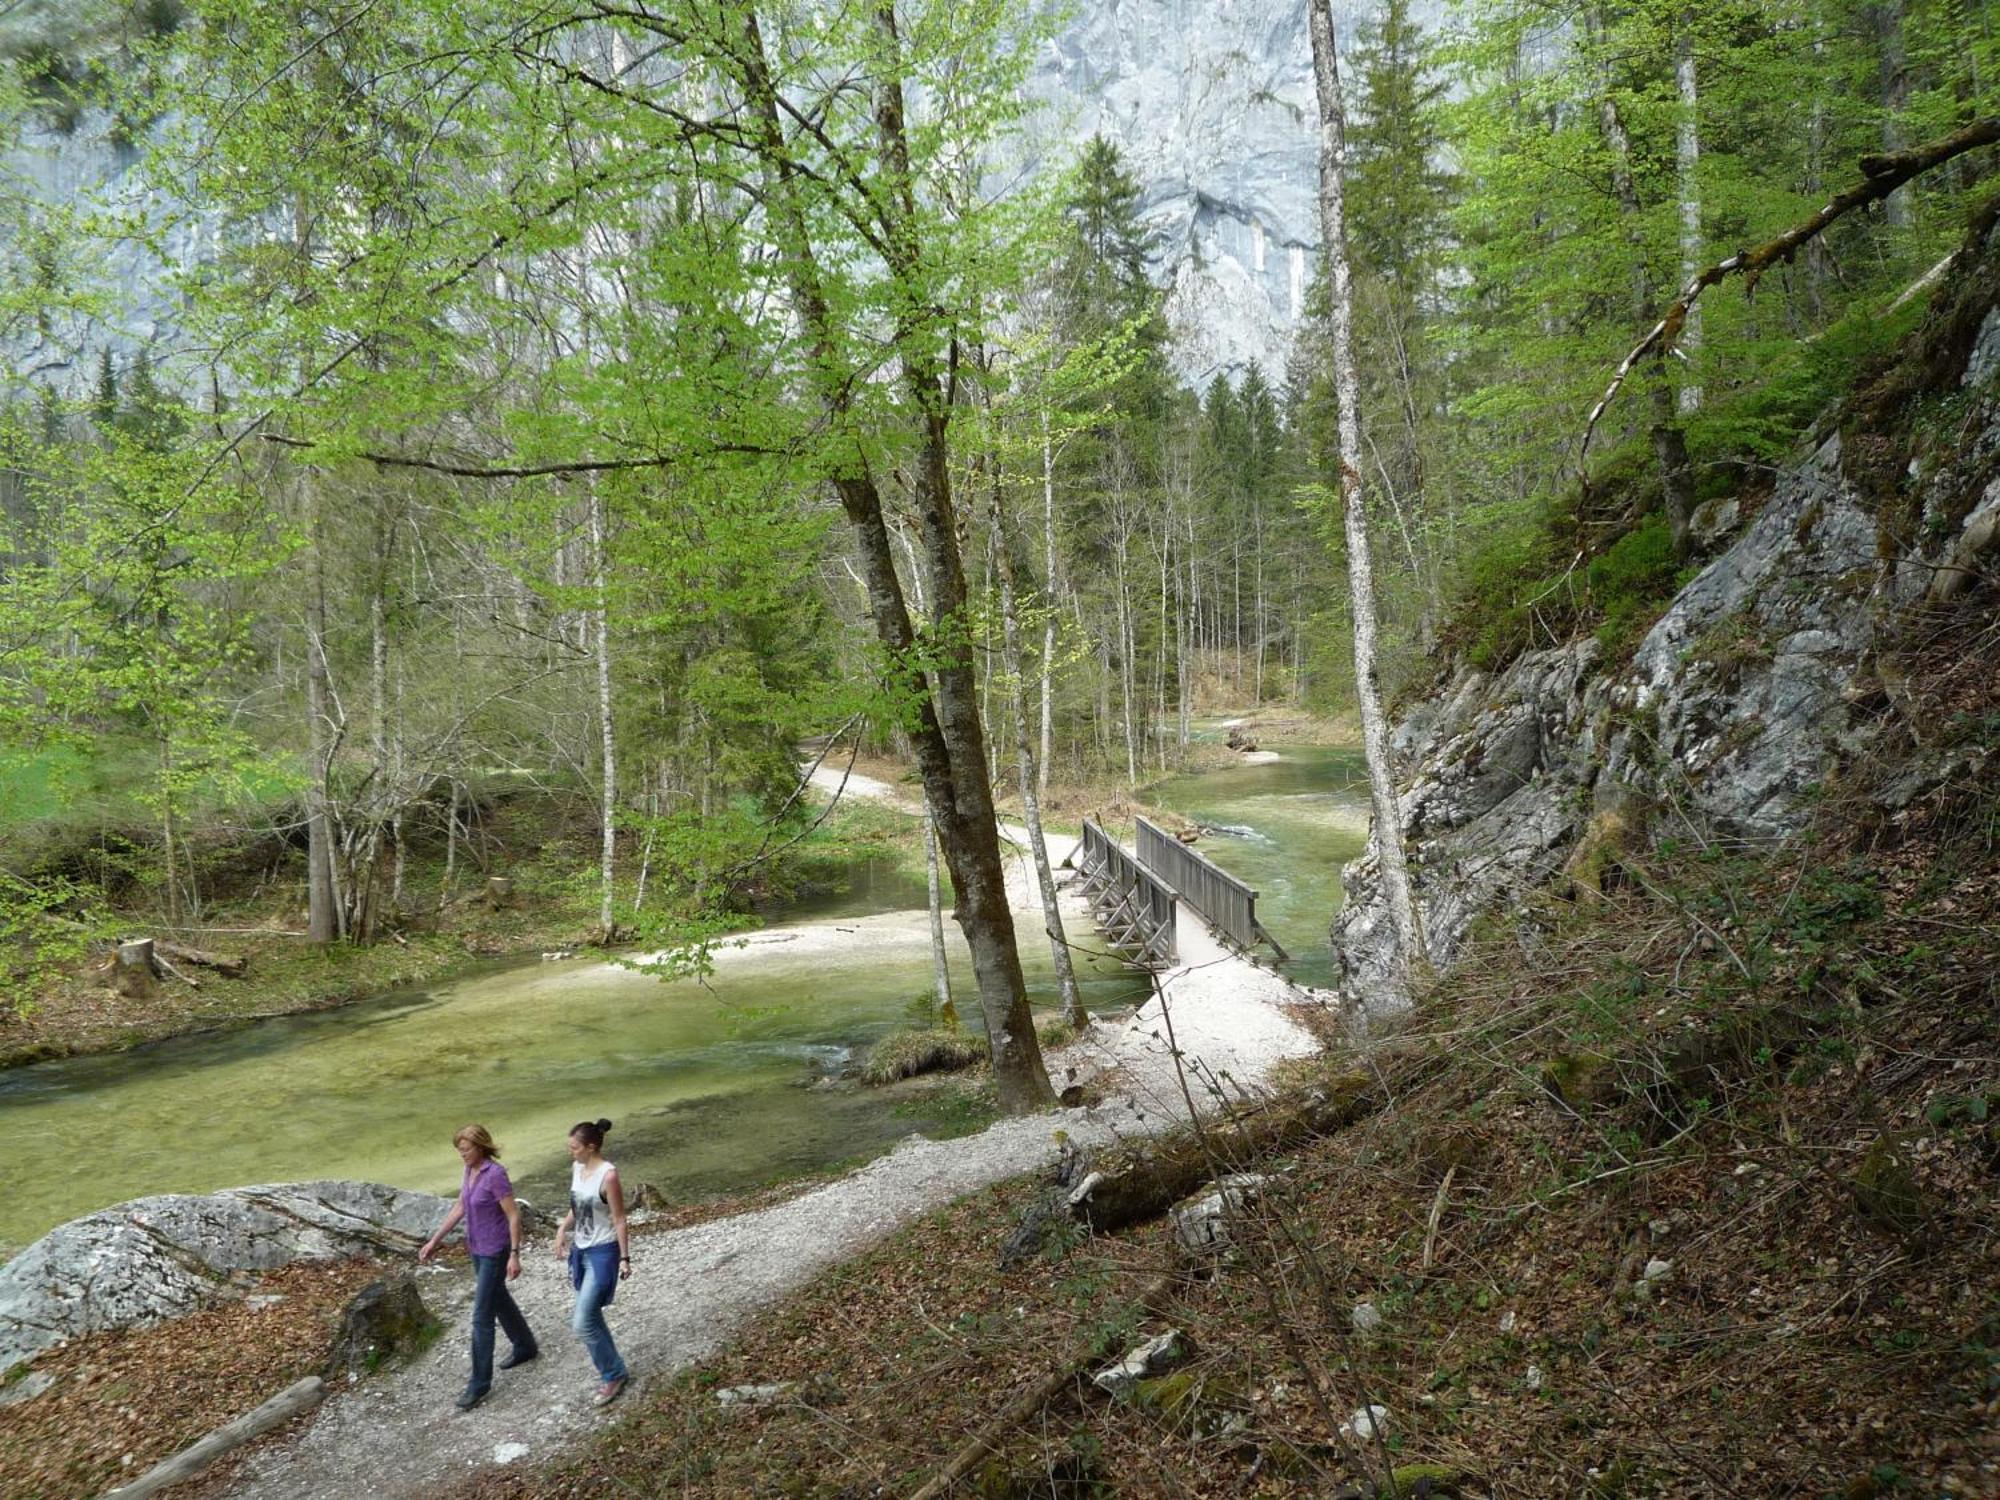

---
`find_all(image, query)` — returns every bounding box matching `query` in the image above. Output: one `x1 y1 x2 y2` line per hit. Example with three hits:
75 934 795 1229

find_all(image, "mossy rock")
1540 1052 1621 1110
1852 1130 1931 1238
1132 1368 1247 1432
1378 1463 1468 1497
973 1451 1105 1499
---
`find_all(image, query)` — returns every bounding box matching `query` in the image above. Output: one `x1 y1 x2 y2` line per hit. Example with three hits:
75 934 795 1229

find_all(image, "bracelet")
621 1256 632 1263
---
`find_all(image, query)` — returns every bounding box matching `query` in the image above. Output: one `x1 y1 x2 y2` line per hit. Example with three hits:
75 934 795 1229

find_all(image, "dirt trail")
215 779 1317 1498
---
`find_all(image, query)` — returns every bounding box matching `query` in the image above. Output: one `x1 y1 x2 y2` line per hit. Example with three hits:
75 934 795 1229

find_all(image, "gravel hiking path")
213 782 1318 1498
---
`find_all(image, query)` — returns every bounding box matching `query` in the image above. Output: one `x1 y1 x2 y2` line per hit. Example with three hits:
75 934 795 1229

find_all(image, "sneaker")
498 1346 538 1370
593 1377 627 1407
455 1387 489 1412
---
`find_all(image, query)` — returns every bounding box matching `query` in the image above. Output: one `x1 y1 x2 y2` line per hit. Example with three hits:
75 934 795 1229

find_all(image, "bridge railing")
1135 816 1272 955
1077 819 1177 965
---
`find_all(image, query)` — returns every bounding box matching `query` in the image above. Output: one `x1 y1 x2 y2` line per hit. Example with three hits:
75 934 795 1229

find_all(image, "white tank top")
569 1160 616 1249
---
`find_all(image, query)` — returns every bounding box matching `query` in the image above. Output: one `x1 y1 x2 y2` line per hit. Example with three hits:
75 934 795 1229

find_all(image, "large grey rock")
0 1180 449 1376
1331 311 2000 1013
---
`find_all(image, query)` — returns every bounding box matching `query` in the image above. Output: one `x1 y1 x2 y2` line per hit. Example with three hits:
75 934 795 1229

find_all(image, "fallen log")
156 940 247 978
1067 1073 1377 1235
101 1375 325 1499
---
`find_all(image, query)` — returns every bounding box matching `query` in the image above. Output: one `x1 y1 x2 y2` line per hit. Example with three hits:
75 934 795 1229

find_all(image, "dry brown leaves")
0 1257 380 1500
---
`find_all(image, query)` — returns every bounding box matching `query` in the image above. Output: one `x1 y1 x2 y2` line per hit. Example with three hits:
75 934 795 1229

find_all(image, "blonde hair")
453 1124 500 1160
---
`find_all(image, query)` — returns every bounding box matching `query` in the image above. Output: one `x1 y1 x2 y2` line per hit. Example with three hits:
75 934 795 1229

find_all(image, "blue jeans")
466 1252 535 1397
569 1244 627 1384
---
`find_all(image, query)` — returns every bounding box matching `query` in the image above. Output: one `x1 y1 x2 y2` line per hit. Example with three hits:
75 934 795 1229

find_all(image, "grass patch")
861 1026 988 1085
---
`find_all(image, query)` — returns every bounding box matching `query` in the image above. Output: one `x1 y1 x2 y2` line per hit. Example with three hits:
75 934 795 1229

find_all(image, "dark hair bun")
595 1118 613 1136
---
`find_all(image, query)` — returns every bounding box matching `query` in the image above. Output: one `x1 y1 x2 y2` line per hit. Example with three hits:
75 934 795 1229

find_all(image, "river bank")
1 710 1352 1075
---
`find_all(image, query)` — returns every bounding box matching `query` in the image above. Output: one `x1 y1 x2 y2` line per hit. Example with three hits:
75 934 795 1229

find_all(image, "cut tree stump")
113 939 159 1001
483 876 514 911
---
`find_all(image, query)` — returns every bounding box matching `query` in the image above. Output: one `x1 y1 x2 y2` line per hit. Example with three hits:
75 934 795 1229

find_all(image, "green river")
0 745 1368 1250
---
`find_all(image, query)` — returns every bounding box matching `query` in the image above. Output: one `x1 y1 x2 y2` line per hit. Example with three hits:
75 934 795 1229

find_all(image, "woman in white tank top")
552 1117 631 1404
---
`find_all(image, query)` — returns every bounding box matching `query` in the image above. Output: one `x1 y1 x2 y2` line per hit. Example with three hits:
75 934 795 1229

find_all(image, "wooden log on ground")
113 939 159 1001
101 1376 326 1499
156 940 247 978
1067 1073 1377 1235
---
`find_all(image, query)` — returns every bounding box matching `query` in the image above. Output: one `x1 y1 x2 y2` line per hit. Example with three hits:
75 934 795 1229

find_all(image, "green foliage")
1587 515 1683 656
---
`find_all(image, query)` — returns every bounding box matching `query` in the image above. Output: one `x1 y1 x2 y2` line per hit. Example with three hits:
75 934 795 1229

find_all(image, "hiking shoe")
593 1377 627 1407
455 1387 489 1412
498 1346 538 1370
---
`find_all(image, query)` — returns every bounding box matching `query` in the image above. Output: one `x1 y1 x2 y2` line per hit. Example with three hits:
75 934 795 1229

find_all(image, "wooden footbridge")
1074 816 1288 966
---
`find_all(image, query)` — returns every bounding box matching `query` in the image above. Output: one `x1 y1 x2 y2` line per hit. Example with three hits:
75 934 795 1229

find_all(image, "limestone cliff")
1330 213 2000 1020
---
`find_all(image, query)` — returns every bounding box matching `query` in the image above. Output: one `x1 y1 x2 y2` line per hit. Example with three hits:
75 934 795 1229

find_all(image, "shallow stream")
0 742 1369 1249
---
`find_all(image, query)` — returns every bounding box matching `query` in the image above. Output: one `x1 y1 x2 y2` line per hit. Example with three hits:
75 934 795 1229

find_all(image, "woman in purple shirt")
418 1124 539 1411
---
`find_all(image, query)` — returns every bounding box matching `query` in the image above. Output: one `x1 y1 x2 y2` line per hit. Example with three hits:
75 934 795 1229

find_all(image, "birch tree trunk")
1308 0 1422 983
589 487 617 940
1675 22 1704 415
987 471 1083 1030
923 796 957 1027
1039 412 1058 796
1598 68 1696 552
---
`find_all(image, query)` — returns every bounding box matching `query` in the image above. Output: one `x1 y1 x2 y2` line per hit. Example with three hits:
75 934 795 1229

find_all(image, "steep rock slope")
1332 212 2000 1017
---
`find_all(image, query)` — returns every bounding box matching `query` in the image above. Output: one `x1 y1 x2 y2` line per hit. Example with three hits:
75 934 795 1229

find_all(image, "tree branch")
1579 116 2000 480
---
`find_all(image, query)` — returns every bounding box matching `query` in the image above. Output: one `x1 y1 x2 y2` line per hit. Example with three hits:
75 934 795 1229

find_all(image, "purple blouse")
461 1160 515 1257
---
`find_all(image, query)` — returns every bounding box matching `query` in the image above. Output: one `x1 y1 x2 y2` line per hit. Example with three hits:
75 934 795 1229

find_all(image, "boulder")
0 1180 450 1376
323 1270 437 1379
1169 1173 1267 1255
1091 1328 1189 1399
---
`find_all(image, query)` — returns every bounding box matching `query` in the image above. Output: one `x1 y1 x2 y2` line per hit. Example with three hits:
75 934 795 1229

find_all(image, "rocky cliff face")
1023 0 1448 387
1331 218 2000 1021
1024 1 1323 386
6 1 1425 394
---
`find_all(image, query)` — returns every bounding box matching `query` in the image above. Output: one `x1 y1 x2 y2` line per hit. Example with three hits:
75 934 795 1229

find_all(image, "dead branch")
1579 117 2000 480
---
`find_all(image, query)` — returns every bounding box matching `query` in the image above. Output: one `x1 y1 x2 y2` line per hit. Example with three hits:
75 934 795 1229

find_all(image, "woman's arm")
498 1193 524 1281
417 1197 466 1263
605 1167 631 1279
552 1203 575 1258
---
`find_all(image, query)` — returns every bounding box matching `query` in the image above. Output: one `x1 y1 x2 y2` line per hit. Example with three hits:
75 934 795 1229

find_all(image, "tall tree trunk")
1878 0 1913 227
1309 0 1423 985
1599 80 1696 551
305 502 337 946
923 795 957 1027
987 466 1083 1030
1675 22 1703 415
739 10 1049 1111
589 487 616 939
1038 412 1058 796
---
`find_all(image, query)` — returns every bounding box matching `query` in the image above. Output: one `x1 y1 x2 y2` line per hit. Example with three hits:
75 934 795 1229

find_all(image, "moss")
1384 1463 1468 1496
1853 1130 1931 1238
1540 1051 1621 1110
